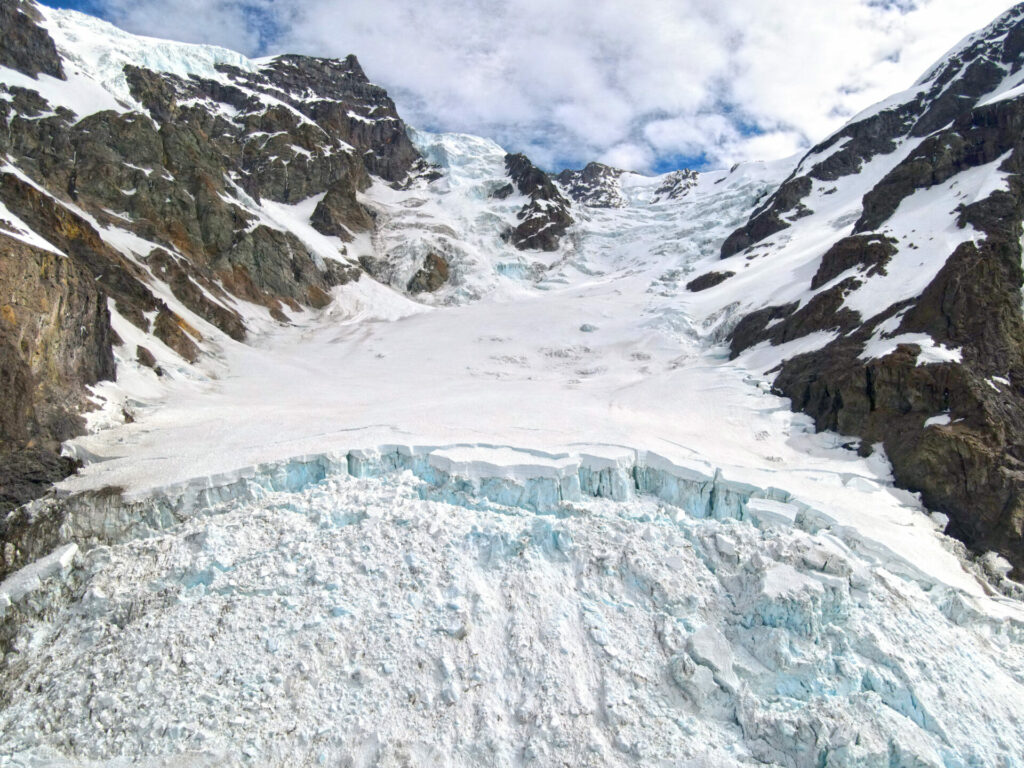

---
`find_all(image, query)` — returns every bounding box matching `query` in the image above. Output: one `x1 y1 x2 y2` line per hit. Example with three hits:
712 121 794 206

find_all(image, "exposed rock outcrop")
652 169 699 202
686 271 734 292
809 234 896 290
731 89 1024 574
406 252 450 294
0 234 114 511
502 153 573 252
555 162 627 208
0 0 63 78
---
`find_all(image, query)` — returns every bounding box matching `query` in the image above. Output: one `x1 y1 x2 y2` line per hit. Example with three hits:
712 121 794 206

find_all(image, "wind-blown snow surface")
4 127 1024 766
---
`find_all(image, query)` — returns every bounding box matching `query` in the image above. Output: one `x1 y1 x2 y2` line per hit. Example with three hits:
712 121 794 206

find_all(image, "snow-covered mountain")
1 1 1024 766
696 4 1024 575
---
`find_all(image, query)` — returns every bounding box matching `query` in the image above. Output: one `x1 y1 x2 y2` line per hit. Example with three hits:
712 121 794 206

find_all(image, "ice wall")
5 443 1012 605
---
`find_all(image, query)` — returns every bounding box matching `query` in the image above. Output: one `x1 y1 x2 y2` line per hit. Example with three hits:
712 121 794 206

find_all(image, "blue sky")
41 0 1017 173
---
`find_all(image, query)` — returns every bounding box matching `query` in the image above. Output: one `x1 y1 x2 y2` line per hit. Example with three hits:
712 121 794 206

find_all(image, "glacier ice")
1 447 1022 767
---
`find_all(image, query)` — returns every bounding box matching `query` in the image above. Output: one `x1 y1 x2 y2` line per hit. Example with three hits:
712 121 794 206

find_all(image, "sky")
45 0 1018 173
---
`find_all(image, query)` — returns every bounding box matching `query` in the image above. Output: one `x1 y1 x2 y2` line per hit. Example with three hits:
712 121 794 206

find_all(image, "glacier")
5 112 1021 766
2 5 1024 765
1 450 1022 767
9 115 1016 766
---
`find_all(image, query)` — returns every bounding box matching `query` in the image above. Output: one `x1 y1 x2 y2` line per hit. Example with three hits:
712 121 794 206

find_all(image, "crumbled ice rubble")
2 467 1022 768
0 544 77 614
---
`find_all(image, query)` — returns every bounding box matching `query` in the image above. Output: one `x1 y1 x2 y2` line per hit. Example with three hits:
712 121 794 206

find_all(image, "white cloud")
90 0 1017 172
599 142 655 172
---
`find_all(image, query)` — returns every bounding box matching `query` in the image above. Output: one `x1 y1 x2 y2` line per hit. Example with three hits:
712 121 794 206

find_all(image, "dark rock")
144 248 247 341
729 302 799 357
310 180 374 241
0 230 113 517
227 54 419 183
652 170 699 202
0 0 64 79
720 176 812 258
135 345 159 372
153 309 201 364
718 5 1024 574
0 170 160 330
305 284 333 309
686 271 735 292
810 234 897 289
407 252 450 293
729 279 862 358
0 446 77 518
504 153 573 251
555 162 626 208
856 97 1024 233
0 232 114 447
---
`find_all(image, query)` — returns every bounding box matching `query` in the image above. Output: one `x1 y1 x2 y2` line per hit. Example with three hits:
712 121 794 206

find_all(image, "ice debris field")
2 446 1024 767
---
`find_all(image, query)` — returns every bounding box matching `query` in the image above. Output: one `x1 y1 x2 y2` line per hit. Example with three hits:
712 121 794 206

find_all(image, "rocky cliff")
718 3 1024 573
502 153 574 251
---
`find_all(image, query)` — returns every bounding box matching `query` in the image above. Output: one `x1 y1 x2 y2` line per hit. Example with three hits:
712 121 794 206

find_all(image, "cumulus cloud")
86 0 1015 172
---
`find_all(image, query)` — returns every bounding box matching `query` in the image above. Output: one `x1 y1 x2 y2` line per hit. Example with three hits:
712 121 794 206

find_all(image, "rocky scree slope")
707 2 1024 575
0 0 575 514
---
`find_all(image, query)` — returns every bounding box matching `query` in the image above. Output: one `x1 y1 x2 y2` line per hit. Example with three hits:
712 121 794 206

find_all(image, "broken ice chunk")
687 625 739 693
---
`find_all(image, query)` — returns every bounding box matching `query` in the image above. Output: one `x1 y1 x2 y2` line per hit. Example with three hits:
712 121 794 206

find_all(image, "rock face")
686 270 735 292
406 252 450 294
502 153 573 251
0 234 114 511
652 169 699 202
809 234 896 290
0 0 420 506
0 0 62 78
723 5 1024 573
555 162 627 208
